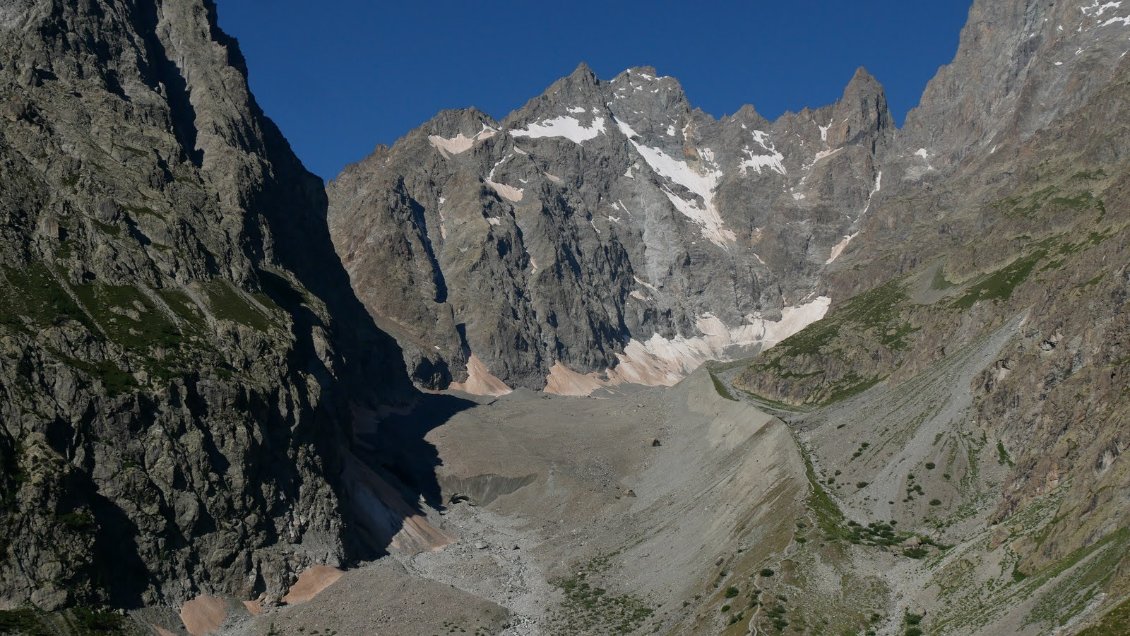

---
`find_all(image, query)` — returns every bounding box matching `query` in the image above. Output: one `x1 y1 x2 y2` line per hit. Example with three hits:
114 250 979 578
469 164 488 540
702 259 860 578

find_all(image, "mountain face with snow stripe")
328 64 891 392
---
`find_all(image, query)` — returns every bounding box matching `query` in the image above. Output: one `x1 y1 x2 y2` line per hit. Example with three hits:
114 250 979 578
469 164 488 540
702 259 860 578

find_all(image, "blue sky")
215 1 972 179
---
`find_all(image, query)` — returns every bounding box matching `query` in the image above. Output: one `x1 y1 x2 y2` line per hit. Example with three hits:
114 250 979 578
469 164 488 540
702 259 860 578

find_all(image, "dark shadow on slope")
356 393 480 512
87 491 149 608
133 3 204 167
241 83 476 559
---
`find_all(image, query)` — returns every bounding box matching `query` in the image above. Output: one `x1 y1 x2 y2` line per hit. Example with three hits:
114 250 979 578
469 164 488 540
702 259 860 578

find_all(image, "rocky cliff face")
0 0 412 612
328 64 892 393
732 0 1130 629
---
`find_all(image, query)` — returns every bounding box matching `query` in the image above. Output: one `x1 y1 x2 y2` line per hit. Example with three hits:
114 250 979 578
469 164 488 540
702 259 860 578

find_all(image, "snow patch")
606 297 832 388
661 191 737 247
667 125 676 136
825 233 858 265
484 155 523 201
740 147 786 176
450 354 512 397
818 121 831 142
511 115 606 143
813 147 842 163
428 123 497 156
825 170 881 265
1083 1 1123 17
615 118 640 139
437 199 448 240
620 124 735 247
633 276 659 293
486 180 523 202
544 362 606 396
567 106 587 114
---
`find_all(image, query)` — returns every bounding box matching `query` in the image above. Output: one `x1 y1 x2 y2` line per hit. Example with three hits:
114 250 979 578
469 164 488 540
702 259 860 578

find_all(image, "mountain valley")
0 0 1128 635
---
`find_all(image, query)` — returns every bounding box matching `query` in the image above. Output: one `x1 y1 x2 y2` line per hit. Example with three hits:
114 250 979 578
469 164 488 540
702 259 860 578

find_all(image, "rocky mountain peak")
566 60 598 82
901 0 1130 170
821 66 892 148
0 0 416 612
328 60 899 393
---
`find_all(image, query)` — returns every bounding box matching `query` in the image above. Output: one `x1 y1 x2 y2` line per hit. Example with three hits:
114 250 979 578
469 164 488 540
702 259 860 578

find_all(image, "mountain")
3 0 1130 633
324 0 1130 632
730 0 1130 630
327 63 891 394
0 0 423 618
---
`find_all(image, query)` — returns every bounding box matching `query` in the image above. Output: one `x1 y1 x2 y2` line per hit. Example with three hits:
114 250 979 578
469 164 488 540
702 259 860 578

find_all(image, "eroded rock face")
328 64 892 392
0 0 411 610
735 0 1130 619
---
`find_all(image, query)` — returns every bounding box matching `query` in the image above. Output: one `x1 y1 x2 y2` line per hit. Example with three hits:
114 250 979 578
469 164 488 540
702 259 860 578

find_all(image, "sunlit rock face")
329 64 890 393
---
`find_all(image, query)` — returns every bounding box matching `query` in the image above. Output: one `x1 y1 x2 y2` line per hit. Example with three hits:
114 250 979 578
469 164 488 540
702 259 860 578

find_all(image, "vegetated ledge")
732 279 913 407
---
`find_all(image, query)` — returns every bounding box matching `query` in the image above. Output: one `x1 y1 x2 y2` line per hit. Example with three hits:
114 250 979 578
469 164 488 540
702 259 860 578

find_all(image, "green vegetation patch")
765 279 917 357
0 264 93 332
72 284 180 354
1060 227 1116 255
69 607 128 634
994 185 1061 219
823 374 884 405
49 349 135 396
1077 594 1130 636
58 510 96 531
1025 528 1130 628
0 606 128 635
799 446 847 540
751 280 913 362
951 251 1044 309
0 608 53 636
993 185 1104 220
156 288 204 327
549 576 653 634
709 372 738 401
931 264 958 290
996 441 1015 467
547 552 652 635
0 264 237 391
1070 168 1108 182
203 280 274 330
92 219 121 237
742 278 911 405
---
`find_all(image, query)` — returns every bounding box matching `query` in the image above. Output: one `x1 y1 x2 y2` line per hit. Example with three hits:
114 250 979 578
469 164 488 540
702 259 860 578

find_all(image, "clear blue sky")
214 1 972 179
